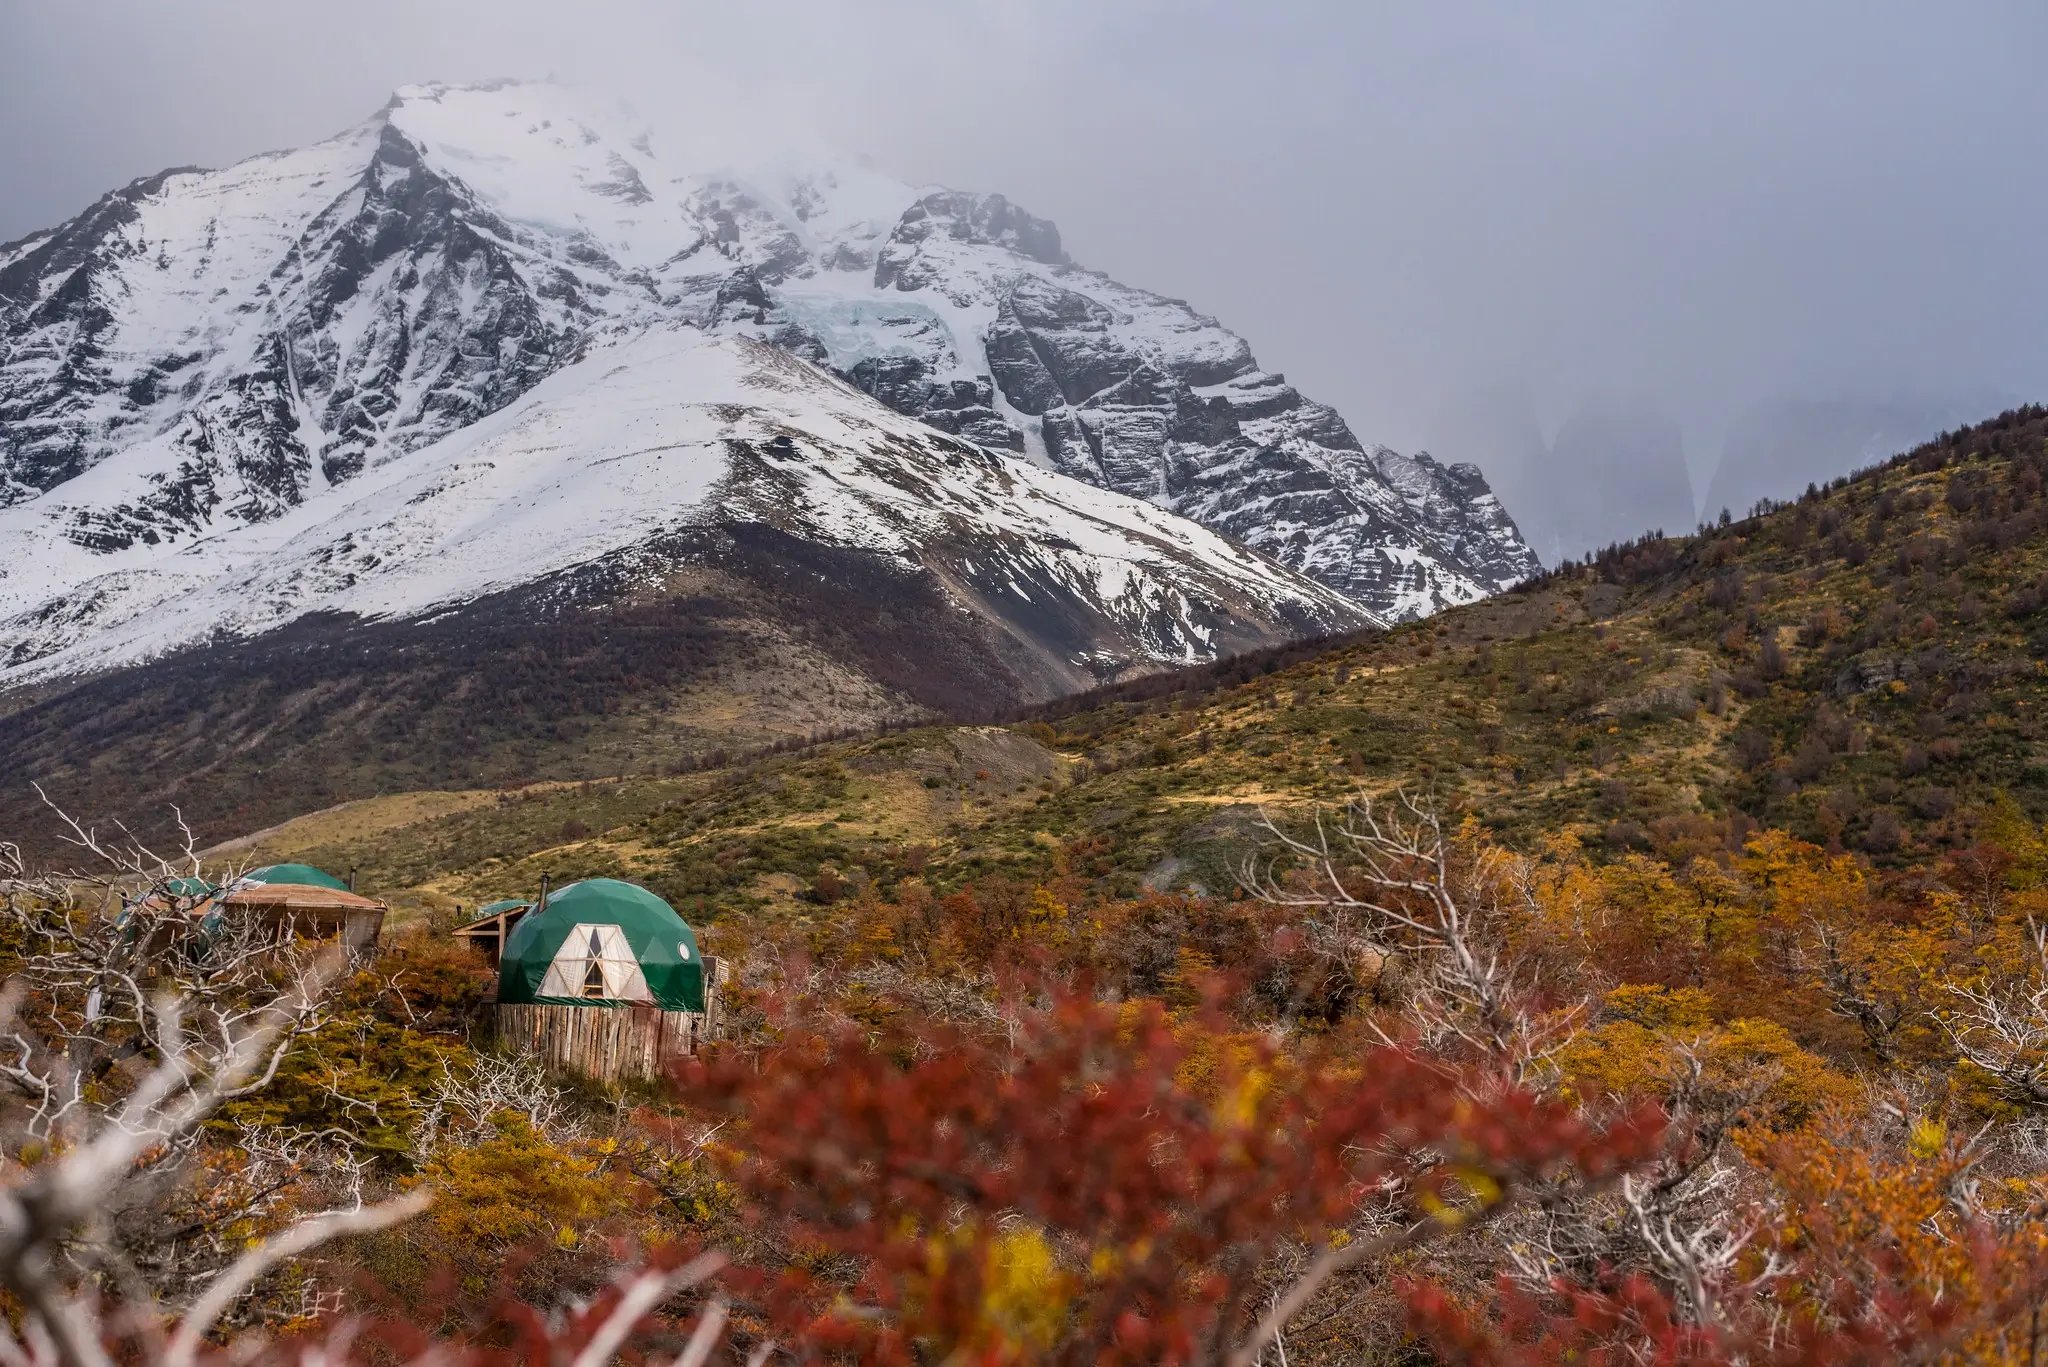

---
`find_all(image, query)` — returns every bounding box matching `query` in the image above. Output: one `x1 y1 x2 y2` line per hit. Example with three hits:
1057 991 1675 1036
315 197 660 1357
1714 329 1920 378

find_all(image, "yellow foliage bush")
402 1115 647 1294
1558 1001 1859 1129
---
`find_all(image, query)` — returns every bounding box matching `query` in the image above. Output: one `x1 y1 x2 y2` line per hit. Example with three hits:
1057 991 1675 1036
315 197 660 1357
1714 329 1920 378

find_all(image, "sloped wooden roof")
220 882 388 913
453 900 532 935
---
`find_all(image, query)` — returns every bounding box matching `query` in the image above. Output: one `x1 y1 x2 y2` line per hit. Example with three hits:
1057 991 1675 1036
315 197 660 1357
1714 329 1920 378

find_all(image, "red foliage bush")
673 989 1666 1365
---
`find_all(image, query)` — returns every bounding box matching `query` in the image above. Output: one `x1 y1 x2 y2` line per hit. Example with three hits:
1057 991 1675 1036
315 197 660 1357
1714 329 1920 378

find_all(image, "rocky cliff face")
786 188 1539 618
0 79 1535 637
0 331 1372 688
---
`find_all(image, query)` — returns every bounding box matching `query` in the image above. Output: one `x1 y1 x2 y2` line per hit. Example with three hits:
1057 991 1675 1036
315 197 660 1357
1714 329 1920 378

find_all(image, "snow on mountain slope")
0 79 1533 640
0 332 1370 688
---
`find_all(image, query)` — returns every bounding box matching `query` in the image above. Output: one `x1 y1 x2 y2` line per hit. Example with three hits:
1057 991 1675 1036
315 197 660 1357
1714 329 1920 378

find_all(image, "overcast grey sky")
4 1 2044 544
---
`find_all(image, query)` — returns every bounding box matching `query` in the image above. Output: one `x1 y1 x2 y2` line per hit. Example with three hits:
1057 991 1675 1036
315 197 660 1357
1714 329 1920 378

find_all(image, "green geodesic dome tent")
118 877 223 948
243 863 350 892
496 879 705 1012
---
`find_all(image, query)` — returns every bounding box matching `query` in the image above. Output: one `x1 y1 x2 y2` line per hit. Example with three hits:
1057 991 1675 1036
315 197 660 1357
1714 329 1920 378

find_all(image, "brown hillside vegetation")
0 509 1351 852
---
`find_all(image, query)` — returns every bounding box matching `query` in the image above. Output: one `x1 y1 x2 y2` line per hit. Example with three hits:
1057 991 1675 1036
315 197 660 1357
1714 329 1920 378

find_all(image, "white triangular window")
537 923 653 1002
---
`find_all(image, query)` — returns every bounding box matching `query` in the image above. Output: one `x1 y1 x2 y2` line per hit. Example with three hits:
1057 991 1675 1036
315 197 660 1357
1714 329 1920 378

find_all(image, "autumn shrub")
676 990 1666 1365
354 1115 651 1308
367 927 499 1035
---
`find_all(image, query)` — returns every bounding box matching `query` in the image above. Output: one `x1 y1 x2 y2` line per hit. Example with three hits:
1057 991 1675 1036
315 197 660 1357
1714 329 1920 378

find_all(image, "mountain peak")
885 189 1067 269
382 77 596 117
0 80 1535 640
370 80 604 147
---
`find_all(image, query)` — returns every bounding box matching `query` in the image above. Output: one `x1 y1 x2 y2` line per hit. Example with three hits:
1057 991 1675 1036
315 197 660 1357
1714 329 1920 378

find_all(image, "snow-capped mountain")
0 333 1367 690
0 79 1534 646
0 332 1370 847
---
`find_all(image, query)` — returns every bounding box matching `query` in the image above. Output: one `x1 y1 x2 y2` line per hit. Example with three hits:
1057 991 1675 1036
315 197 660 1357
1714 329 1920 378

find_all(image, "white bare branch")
1940 921 2048 1109
413 1050 581 1156
0 799 419 1364
568 1252 727 1367
161 1190 433 1367
1242 790 1582 1081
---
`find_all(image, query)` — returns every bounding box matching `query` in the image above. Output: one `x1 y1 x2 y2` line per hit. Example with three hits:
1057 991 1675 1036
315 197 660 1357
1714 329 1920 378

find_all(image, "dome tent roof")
497 879 704 1012
242 863 350 892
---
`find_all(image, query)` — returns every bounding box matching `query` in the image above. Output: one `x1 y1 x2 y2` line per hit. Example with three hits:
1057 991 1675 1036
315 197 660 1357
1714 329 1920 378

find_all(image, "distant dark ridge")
545 621 1394 778
655 624 1391 772
1523 402 2048 592
0 524 1051 854
536 623 1393 792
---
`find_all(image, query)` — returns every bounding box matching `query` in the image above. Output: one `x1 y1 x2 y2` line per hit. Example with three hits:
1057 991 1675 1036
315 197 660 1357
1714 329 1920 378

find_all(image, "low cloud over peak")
4 0 2042 558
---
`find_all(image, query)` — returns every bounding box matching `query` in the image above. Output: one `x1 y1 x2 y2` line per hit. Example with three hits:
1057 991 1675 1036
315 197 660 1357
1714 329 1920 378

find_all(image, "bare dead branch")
161 1190 433 1367
567 1252 727 1367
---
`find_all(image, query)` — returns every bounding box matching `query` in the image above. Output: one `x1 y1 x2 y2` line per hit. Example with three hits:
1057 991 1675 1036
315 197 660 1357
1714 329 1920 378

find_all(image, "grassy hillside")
226 406 2048 930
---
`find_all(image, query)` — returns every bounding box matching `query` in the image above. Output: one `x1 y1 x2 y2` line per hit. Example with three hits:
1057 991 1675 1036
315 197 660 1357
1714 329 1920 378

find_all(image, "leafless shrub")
1496 1046 1783 1331
1242 791 1584 1081
0 802 422 1365
414 1051 581 1155
1940 920 2048 1109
